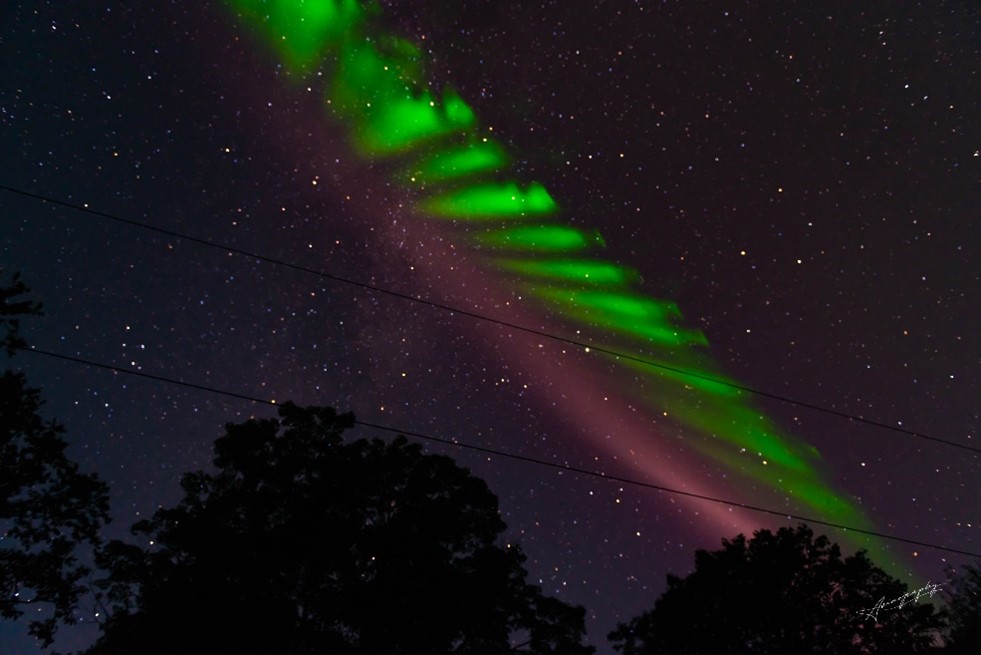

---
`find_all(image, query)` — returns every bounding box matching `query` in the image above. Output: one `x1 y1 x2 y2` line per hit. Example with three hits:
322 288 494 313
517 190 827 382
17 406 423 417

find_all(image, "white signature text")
856 582 943 622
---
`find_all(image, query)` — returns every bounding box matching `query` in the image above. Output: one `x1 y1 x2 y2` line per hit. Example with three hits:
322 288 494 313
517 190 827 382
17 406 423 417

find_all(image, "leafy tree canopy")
1 271 110 646
610 524 943 655
943 562 981 653
90 403 594 654
1 270 42 357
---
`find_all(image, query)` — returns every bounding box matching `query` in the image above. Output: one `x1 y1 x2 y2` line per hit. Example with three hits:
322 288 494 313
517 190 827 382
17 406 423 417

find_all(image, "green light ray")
478 225 600 252
685 434 869 525
421 181 558 219
610 350 817 471
230 0 365 71
405 140 508 184
497 259 636 286
330 37 424 114
328 39 477 155
531 287 707 347
611 348 869 526
544 289 682 322
358 89 477 155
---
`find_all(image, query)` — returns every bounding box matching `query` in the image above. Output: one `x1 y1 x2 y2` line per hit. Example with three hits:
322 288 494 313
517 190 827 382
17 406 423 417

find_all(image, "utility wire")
2 183 977 455
14 343 981 559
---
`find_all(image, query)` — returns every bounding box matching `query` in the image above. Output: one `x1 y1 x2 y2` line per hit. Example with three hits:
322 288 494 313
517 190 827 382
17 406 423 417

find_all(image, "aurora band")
222 0 903 571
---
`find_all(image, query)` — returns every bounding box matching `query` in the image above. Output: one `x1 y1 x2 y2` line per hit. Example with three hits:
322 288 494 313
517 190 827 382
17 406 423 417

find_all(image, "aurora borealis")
2 1 978 652
225 0 882 561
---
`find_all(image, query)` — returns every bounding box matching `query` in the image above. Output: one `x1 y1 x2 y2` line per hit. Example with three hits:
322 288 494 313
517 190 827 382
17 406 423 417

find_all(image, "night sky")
2 1 979 653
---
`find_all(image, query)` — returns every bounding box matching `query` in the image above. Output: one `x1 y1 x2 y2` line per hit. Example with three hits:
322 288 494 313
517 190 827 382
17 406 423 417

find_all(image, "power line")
14 343 981 560
2 182 977 455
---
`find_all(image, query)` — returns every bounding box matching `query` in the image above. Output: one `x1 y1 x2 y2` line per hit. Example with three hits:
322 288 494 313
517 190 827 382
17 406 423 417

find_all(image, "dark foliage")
0 271 41 357
0 272 111 646
943 562 981 653
90 403 593 654
609 524 944 655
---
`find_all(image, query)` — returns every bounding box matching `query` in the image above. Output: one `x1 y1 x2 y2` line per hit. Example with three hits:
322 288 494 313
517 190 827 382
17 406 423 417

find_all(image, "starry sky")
1 1 979 653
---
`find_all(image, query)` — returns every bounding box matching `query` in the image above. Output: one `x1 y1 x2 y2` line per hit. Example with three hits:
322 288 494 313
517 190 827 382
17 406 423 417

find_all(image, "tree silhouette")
1 272 110 646
90 403 594 654
609 524 943 655
943 562 981 653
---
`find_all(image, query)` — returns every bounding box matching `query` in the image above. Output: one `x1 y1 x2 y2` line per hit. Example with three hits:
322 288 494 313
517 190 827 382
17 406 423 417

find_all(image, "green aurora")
222 0 911 573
